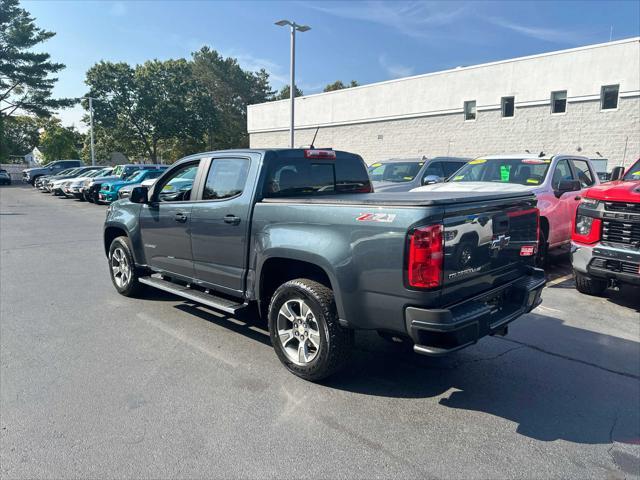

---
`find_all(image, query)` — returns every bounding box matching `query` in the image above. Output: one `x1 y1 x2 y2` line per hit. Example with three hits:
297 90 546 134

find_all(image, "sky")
24 0 640 132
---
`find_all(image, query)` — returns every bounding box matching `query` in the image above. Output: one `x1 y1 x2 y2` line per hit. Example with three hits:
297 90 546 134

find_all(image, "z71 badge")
356 213 396 223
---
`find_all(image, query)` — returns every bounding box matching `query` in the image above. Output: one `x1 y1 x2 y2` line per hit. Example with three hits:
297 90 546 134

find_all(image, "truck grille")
601 220 640 247
591 258 640 275
604 202 640 215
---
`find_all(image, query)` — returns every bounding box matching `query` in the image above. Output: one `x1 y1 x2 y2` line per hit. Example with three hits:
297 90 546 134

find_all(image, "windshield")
449 158 551 186
623 160 640 181
368 161 424 183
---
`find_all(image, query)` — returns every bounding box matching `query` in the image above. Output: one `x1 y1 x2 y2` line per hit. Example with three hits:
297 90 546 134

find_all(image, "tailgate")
439 196 539 306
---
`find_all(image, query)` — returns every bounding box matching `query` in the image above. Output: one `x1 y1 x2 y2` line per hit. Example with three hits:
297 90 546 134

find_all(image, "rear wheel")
574 270 608 296
108 236 147 297
268 279 353 381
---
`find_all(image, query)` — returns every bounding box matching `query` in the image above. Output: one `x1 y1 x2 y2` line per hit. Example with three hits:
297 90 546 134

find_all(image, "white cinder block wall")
248 38 640 167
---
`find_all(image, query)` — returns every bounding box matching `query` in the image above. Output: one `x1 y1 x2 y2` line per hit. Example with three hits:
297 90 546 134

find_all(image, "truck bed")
260 191 534 206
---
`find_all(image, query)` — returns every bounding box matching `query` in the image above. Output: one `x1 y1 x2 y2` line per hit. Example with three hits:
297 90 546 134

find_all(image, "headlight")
575 215 594 235
580 198 598 208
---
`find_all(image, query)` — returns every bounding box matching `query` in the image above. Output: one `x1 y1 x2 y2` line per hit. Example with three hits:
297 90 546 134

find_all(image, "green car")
98 168 167 203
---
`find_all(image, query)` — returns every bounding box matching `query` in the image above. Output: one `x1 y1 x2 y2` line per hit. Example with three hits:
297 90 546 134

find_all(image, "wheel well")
539 216 549 240
259 258 332 307
104 227 127 257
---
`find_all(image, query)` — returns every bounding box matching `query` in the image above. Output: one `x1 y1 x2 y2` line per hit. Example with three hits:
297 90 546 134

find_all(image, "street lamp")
275 19 311 148
79 96 98 166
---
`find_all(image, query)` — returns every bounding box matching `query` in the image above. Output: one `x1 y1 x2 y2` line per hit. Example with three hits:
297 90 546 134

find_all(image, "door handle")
575 195 582 201
174 212 188 223
224 215 241 225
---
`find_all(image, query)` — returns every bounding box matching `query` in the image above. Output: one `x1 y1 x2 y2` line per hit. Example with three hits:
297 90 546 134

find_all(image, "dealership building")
248 37 640 169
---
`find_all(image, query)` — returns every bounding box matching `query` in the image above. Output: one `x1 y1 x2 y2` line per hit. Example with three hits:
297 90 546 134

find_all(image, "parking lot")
1 184 639 478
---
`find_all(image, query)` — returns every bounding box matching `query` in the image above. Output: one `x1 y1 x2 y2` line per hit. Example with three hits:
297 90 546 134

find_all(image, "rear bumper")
405 269 545 356
571 242 640 285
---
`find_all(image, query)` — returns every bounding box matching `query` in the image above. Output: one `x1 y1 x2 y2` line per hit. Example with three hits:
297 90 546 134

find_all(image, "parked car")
0 169 11 185
117 177 158 200
49 166 102 195
571 158 640 296
22 160 83 185
368 156 469 192
63 167 113 199
104 148 544 381
86 164 165 204
36 168 77 190
412 154 600 264
41 167 85 193
98 168 167 203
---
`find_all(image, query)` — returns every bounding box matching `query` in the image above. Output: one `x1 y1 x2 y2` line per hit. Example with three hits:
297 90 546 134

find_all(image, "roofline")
249 36 640 109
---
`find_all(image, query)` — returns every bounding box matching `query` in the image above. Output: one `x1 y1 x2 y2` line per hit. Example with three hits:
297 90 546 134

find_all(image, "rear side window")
264 154 371 197
202 158 250 200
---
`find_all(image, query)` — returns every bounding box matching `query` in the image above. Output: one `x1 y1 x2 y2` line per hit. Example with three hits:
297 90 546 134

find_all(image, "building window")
551 90 567 114
463 101 476 121
501 96 515 117
601 84 619 110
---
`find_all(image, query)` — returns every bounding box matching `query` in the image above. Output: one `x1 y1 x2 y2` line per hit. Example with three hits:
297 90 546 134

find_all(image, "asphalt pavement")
1 184 639 479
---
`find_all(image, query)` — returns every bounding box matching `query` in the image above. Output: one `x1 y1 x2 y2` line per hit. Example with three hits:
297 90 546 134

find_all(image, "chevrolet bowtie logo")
491 234 511 251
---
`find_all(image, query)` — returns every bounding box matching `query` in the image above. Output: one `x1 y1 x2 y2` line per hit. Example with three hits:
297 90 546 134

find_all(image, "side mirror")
555 179 581 196
422 175 440 186
130 186 149 204
610 166 625 181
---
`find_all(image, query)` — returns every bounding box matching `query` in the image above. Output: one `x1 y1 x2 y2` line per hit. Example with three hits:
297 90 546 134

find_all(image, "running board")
138 276 247 315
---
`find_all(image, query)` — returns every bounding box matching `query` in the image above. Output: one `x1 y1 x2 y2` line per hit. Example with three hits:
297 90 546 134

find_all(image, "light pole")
275 19 311 148
88 97 96 166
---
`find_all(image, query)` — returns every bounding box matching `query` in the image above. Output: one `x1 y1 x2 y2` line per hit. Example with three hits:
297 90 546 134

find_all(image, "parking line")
546 273 574 287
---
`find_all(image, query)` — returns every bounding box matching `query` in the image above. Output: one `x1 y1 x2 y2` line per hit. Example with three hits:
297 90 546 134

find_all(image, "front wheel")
268 279 353 381
108 236 146 297
574 270 608 296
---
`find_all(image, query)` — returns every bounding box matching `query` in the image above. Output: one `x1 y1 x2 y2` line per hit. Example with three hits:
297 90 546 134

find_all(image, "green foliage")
0 114 40 161
0 0 73 117
273 85 304 100
39 118 83 162
323 80 359 92
84 48 274 162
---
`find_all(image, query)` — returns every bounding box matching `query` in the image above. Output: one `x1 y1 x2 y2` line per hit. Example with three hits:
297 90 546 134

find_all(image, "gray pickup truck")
104 148 545 380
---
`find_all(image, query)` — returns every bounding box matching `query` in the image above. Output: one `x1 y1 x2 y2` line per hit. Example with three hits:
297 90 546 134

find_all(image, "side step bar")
138 276 247 315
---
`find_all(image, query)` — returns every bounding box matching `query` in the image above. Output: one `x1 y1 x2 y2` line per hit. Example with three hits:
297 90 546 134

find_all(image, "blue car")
99 168 167 203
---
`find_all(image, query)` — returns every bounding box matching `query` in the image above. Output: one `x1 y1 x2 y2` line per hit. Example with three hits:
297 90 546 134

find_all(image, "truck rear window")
264 155 372 197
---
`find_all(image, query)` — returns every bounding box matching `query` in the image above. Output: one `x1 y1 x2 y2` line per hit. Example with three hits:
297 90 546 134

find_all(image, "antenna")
310 127 320 148
609 25 613 42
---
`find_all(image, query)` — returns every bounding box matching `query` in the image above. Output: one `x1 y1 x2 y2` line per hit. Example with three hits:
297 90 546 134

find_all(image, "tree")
0 0 73 117
323 80 359 92
85 59 202 162
273 85 304 100
39 118 83 162
0 114 40 161
190 46 273 150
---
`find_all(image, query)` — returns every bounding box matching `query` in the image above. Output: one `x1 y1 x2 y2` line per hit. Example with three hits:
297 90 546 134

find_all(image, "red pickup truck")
571 159 640 295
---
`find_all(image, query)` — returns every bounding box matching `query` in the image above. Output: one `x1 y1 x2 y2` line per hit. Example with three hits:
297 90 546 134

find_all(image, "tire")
84 192 93 203
268 278 353 381
536 228 549 268
574 270 608 296
108 236 147 297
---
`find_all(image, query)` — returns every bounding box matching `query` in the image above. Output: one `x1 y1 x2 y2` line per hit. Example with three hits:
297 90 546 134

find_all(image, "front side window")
601 84 619 110
501 96 515 117
442 162 466 178
464 100 476 121
202 158 250 200
552 159 574 190
570 160 595 188
367 161 424 183
423 162 444 178
157 163 199 202
551 90 567 113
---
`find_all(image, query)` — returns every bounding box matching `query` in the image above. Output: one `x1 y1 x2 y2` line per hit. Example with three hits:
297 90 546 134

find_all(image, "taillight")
572 214 601 244
304 149 336 159
408 225 443 288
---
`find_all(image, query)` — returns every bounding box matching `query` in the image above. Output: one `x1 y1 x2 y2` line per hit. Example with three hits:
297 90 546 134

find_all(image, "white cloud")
483 16 589 45
109 1 127 17
379 54 414 79
306 1 467 39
